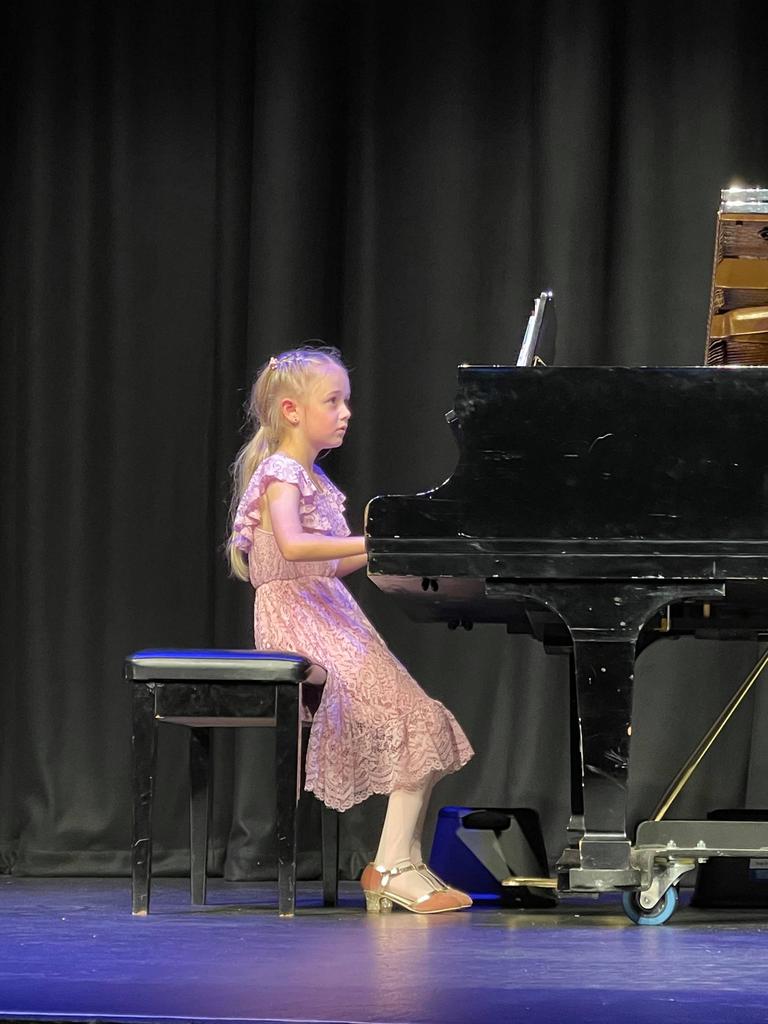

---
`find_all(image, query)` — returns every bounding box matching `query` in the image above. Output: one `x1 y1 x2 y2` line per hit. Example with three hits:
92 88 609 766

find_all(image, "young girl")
227 345 474 914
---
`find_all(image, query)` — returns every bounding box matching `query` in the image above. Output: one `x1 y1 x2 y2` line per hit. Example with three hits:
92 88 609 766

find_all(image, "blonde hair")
226 344 347 580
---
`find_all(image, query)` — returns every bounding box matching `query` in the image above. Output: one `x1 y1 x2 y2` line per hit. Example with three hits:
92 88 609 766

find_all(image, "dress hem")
304 748 474 813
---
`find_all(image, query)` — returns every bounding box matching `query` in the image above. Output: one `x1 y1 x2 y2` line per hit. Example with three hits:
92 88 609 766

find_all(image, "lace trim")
304 698 474 812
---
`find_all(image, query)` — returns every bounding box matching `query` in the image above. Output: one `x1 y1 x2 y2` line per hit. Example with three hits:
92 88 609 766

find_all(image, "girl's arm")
267 481 367 562
334 553 368 577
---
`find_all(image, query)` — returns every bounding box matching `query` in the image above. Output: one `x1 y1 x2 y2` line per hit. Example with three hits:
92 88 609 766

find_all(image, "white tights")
373 771 445 900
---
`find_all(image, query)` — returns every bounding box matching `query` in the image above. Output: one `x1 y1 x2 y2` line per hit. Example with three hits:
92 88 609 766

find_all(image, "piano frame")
366 364 768 923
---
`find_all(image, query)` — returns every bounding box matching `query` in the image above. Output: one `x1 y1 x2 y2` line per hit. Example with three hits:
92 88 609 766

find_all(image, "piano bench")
125 648 339 917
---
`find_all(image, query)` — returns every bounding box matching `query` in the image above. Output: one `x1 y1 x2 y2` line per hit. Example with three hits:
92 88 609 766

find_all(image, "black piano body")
365 366 768 911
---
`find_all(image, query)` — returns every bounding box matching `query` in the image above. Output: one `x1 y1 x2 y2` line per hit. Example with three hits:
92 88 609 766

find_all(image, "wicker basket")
705 334 768 365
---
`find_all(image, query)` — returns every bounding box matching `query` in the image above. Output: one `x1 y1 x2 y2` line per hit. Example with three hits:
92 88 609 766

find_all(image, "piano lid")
366 365 768 556
705 187 768 365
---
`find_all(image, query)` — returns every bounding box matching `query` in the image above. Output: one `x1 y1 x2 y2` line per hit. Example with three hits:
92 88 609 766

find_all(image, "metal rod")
652 646 768 822
501 876 559 888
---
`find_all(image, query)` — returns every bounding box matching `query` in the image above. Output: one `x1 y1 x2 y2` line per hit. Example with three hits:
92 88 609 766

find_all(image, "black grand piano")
364 191 768 924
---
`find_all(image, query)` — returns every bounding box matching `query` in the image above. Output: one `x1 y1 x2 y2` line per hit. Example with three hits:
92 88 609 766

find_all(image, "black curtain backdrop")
5 0 768 880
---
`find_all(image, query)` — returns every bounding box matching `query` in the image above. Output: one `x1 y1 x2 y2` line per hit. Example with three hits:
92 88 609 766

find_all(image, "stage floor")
2 877 768 1024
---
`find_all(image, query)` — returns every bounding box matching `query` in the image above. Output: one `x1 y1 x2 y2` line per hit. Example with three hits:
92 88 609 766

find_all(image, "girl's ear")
281 397 299 424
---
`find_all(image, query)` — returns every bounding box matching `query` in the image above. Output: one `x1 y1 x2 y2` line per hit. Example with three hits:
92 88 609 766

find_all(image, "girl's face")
296 364 351 452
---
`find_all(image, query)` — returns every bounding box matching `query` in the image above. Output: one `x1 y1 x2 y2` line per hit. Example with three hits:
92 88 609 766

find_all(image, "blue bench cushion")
126 649 327 685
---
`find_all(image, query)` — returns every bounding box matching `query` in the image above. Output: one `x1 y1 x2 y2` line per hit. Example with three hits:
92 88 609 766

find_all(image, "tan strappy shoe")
360 861 472 914
415 862 473 908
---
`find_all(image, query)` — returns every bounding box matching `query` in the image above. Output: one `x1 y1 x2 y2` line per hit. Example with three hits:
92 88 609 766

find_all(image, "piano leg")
488 579 726 892
566 653 585 838
567 635 642 889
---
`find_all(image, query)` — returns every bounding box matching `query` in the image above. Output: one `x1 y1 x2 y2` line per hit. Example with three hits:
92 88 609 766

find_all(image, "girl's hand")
335 553 368 577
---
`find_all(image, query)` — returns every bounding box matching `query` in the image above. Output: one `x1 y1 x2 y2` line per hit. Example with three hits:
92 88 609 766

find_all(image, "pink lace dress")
232 452 474 812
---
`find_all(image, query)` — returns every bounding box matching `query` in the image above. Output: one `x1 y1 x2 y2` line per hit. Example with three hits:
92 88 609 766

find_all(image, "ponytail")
226 427 276 580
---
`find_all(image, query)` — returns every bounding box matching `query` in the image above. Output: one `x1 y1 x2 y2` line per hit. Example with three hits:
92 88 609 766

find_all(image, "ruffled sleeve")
232 453 348 553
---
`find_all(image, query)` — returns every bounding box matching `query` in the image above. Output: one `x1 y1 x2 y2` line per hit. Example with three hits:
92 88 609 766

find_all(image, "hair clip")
268 356 278 370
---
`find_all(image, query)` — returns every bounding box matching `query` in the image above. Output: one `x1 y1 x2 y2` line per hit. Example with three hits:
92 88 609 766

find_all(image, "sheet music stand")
516 290 556 366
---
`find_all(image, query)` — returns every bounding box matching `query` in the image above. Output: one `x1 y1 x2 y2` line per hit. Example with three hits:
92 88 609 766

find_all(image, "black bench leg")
131 683 157 915
276 683 301 917
189 727 211 905
321 804 339 906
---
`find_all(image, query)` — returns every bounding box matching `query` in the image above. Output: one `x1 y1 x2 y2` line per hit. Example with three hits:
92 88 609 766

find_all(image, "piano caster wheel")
621 886 679 926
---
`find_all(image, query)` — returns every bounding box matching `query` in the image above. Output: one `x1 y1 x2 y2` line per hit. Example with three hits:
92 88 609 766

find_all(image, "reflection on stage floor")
2 876 768 1024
